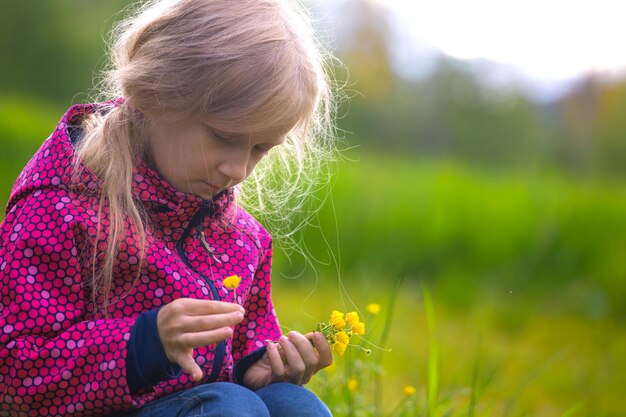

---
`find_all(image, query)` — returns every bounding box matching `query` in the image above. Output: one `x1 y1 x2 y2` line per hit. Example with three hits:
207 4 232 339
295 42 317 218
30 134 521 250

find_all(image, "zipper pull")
198 230 222 264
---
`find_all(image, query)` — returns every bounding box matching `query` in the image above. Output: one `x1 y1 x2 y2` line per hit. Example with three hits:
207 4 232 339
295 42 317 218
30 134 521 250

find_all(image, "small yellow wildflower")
333 342 347 356
317 308 389 358
403 385 416 396
329 310 346 329
345 311 360 325
366 303 381 314
351 321 365 335
347 377 358 392
336 330 350 345
222 275 241 290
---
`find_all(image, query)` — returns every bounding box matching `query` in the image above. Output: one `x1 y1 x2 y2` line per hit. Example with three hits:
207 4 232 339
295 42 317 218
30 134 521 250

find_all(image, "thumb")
176 351 203 382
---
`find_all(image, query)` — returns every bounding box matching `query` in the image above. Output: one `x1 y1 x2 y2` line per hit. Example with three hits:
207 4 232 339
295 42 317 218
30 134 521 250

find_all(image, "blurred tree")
596 80 626 174
0 1 128 102
555 76 626 176
557 78 598 174
334 0 396 100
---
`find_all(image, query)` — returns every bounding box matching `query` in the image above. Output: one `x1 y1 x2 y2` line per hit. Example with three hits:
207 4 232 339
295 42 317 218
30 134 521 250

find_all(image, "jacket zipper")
176 201 226 383
198 230 222 264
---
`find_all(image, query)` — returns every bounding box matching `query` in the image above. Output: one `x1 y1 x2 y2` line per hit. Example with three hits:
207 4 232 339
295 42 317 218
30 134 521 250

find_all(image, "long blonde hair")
73 0 339 313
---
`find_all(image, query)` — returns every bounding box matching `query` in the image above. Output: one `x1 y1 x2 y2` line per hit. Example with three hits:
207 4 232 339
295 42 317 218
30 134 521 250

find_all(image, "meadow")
1 97 625 416
265 135 626 416
273 280 625 417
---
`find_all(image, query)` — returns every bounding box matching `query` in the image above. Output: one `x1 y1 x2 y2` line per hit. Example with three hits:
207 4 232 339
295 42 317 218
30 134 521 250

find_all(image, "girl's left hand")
242 331 333 390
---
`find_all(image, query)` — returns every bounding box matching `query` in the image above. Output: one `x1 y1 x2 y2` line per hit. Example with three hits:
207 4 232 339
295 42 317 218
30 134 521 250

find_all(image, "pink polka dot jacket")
0 102 283 416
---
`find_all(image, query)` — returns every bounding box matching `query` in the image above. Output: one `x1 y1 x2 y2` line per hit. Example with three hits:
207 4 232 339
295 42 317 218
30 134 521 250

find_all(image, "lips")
203 181 225 195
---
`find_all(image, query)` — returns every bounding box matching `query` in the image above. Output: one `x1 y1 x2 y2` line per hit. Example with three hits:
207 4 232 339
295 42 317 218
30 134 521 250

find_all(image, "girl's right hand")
156 298 245 382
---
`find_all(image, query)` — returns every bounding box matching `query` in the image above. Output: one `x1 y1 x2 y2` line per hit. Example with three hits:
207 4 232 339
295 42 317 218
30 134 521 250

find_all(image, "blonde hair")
74 0 339 313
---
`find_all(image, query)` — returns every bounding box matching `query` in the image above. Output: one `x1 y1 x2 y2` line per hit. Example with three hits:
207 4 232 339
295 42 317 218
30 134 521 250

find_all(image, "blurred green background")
1 1 625 416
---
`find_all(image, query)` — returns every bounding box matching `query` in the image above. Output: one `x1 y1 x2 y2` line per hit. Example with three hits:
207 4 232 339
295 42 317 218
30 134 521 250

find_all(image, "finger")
177 298 245 316
312 332 333 370
266 341 286 378
287 331 318 383
180 326 234 349
175 351 203 382
278 335 306 384
182 310 244 332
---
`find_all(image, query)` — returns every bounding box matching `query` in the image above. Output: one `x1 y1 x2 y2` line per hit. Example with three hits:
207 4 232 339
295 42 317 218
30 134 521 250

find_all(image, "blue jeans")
116 382 332 417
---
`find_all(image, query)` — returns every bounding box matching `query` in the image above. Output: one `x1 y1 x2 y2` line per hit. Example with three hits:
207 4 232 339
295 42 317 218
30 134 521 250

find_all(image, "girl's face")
147 119 286 199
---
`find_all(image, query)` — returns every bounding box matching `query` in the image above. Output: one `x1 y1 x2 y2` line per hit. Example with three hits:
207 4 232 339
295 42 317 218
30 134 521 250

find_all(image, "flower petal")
223 275 241 289
345 312 360 325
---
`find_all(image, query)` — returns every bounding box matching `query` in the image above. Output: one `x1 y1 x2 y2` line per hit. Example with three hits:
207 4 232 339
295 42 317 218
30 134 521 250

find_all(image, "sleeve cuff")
127 307 182 393
233 347 267 387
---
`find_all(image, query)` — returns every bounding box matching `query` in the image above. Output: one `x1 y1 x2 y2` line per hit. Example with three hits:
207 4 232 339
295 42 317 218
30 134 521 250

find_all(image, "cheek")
248 153 268 175
245 158 262 177
150 143 196 186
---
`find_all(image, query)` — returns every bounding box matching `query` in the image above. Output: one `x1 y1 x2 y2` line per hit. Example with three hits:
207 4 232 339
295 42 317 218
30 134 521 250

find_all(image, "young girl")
0 0 338 416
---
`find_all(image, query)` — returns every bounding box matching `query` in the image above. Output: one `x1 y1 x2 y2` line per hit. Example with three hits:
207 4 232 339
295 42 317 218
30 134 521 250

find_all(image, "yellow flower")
403 385 416 396
345 311 360 325
351 321 365 335
366 303 381 314
329 310 346 329
347 377 358 392
333 342 347 356
222 275 241 290
317 308 390 358
336 330 350 345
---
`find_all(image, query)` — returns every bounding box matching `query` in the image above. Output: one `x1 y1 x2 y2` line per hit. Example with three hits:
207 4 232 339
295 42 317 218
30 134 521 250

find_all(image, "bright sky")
368 0 626 81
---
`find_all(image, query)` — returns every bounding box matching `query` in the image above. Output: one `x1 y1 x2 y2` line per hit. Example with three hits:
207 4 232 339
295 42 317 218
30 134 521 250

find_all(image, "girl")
0 0 338 416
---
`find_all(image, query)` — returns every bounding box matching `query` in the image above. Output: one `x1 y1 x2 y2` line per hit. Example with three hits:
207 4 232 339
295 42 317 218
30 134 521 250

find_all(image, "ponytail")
74 103 148 316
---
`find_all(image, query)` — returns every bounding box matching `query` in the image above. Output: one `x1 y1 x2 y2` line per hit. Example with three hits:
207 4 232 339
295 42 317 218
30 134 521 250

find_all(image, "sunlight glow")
369 0 626 80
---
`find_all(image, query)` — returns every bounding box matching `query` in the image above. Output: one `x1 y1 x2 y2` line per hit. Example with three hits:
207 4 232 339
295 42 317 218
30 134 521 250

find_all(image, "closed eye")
205 124 284 154
213 131 235 143
206 126 236 143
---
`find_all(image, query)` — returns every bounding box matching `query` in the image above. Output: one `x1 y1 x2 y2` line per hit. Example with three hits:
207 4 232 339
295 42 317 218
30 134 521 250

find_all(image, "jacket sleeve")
231 234 282 382
0 192 142 416
127 307 181 392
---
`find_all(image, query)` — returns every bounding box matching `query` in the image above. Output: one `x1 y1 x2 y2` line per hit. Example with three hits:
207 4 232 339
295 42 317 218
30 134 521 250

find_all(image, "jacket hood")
7 101 234 221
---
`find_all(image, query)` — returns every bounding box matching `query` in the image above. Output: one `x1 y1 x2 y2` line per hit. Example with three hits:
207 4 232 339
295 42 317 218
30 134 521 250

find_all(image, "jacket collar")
132 158 235 219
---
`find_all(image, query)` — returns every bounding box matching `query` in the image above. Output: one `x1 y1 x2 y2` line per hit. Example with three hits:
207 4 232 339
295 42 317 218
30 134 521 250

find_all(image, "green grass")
272 277 626 417
0 96 64 202
273 152 626 318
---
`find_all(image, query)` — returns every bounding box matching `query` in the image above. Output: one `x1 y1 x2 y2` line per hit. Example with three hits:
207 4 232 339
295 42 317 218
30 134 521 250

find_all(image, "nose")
217 153 249 184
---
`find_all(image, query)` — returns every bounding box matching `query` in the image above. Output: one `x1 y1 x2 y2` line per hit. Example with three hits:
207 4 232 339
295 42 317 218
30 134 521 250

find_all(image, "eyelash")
207 126 272 155
211 131 235 143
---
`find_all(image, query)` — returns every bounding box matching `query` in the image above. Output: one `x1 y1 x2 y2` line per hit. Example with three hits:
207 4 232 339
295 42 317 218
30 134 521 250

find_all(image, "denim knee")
256 382 332 417
121 382 270 417
195 382 270 417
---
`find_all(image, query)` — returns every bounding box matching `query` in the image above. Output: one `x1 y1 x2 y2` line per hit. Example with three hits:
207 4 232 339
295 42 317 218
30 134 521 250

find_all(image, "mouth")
202 181 223 195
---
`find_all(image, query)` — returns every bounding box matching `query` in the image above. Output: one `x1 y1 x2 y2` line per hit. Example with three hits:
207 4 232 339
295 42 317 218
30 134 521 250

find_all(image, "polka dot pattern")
0 103 282 416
